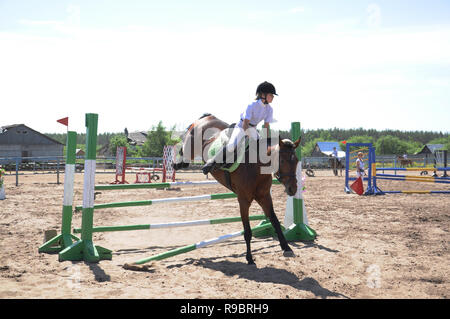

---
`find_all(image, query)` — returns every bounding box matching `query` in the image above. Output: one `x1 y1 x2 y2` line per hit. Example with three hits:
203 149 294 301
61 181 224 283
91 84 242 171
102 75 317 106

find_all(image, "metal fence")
0 153 446 186
0 155 164 186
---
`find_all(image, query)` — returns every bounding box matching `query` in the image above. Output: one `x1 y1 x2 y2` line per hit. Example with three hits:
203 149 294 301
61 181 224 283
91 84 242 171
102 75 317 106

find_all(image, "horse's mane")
281 139 295 148
199 113 213 119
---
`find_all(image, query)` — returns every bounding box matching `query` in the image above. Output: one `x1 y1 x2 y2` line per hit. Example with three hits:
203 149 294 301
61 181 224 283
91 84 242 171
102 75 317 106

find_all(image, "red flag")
341 140 347 144
350 176 364 195
57 117 69 126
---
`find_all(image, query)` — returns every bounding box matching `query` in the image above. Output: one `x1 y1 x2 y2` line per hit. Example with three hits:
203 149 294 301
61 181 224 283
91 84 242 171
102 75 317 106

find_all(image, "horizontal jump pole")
126 167 163 171
347 177 371 181
349 147 369 154
382 190 450 194
376 173 450 181
130 222 273 265
95 180 219 190
74 192 238 211
374 167 450 172
94 179 281 190
73 214 267 233
376 176 450 184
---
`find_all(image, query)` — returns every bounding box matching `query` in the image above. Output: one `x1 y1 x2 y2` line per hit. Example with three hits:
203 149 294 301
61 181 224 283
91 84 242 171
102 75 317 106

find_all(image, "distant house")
416 144 444 155
0 124 64 161
75 149 85 156
126 131 148 146
311 142 346 158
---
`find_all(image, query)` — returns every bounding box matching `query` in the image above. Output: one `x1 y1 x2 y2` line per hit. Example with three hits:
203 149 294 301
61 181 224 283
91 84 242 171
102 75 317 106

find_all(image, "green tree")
375 135 409 155
109 135 129 154
428 136 450 153
141 121 180 157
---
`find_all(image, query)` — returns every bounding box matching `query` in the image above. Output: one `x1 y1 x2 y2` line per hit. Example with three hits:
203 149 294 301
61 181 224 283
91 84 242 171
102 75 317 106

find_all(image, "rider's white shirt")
356 158 365 177
238 99 274 128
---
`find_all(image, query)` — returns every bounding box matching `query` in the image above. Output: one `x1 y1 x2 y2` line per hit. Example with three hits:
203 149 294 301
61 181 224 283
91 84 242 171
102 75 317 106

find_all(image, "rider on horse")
201 81 277 175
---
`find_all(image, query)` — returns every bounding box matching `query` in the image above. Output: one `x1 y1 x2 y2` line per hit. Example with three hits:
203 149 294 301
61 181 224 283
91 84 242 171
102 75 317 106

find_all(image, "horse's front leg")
255 195 294 257
238 198 254 265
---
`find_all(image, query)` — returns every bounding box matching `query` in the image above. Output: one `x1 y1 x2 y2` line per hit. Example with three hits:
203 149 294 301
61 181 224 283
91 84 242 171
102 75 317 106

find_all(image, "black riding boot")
202 145 234 175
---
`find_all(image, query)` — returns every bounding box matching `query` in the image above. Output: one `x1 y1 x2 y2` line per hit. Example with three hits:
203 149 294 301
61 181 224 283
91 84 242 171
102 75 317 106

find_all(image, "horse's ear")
293 137 301 149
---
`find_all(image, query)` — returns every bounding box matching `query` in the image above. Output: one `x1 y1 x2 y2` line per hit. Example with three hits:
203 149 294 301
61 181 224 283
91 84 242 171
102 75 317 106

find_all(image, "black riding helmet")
256 81 278 96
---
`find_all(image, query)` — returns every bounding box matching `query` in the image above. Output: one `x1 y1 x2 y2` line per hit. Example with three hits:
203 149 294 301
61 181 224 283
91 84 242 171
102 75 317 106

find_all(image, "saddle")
207 124 248 173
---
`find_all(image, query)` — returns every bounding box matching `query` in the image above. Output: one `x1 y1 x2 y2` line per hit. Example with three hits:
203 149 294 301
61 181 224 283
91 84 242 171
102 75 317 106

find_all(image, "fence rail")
1 153 447 186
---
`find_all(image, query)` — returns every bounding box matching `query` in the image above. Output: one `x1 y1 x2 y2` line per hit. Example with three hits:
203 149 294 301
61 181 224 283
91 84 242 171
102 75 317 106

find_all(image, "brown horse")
172 114 300 265
397 156 413 168
329 155 344 176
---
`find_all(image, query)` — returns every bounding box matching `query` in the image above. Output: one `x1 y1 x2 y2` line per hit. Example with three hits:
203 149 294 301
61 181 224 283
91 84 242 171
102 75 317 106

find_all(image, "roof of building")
0 124 64 145
416 144 444 154
127 131 147 146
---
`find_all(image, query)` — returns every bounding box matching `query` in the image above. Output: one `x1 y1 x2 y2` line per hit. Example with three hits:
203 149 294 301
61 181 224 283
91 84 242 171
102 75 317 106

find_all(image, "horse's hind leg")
238 198 255 265
255 195 294 257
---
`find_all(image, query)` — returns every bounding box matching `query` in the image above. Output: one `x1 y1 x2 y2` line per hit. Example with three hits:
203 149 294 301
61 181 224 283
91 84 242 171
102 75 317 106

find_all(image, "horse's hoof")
283 250 295 258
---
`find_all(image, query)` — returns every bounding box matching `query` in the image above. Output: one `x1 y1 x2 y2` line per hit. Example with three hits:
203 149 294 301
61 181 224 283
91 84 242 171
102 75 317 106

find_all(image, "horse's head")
268 136 301 196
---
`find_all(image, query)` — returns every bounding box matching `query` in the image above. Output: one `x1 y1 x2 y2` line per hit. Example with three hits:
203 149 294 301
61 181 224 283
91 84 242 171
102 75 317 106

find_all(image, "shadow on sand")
187 258 348 299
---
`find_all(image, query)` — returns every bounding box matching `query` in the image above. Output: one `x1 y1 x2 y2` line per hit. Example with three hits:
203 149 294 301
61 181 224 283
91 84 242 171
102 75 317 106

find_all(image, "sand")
0 169 448 299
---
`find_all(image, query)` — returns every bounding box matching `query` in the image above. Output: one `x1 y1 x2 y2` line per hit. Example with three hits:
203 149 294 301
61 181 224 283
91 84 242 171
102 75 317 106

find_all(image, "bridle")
274 148 298 186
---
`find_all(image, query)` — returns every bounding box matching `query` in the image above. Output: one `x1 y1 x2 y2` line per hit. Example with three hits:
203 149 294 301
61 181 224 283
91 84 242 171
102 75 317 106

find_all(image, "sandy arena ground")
0 169 448 299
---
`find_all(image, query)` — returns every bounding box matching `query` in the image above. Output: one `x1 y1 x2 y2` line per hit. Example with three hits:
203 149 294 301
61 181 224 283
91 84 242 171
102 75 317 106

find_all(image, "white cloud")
289 7 305 14
367 3 382 28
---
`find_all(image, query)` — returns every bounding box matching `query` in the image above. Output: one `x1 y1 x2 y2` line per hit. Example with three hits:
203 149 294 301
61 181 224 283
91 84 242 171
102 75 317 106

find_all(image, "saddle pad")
207 132 247 173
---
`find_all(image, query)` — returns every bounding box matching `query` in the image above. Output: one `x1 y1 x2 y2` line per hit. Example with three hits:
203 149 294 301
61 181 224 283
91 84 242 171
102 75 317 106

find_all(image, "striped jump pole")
39 131 80 253
95 180 220 190
374 167 450 172
59 114 112 262
375 175 450 184
73 214 268 233
94 179 281 191
381 190 450 194
74 192 238 211
369 161 450 195
128 222 273 265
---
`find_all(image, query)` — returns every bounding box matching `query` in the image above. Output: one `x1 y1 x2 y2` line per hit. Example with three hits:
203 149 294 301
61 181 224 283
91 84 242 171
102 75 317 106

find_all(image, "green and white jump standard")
39 131 80 253
59 114 112 262
281 122 316 241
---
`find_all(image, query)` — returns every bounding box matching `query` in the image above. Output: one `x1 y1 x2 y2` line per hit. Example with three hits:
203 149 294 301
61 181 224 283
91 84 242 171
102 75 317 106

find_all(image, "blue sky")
1 1 449 134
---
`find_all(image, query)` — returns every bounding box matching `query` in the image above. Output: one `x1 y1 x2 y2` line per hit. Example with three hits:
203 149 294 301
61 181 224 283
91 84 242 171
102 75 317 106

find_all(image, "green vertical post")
283 122 317 241
39 131 80 253
59 114 112 262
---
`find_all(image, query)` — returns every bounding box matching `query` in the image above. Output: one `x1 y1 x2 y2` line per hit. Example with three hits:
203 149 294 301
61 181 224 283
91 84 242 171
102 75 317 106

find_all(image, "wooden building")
0 124 64 160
